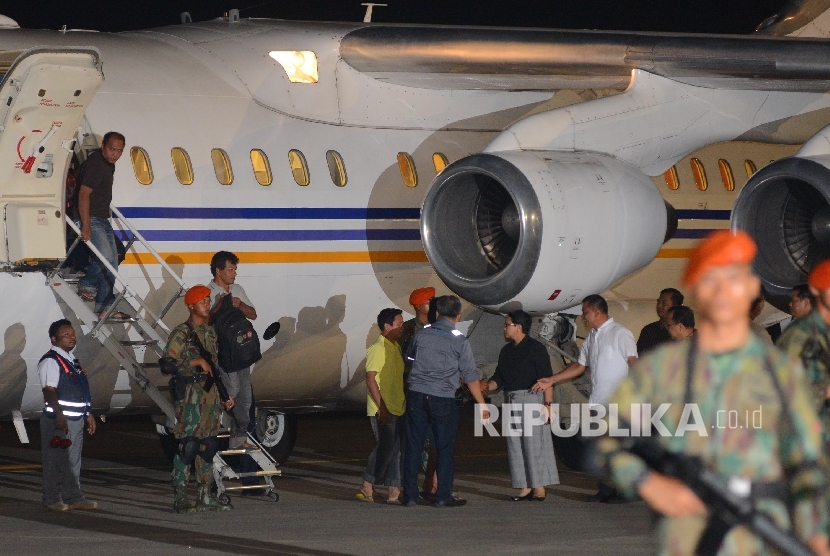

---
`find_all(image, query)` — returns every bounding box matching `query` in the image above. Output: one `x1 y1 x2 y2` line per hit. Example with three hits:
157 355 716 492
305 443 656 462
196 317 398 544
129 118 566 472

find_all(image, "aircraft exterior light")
269 50 318 83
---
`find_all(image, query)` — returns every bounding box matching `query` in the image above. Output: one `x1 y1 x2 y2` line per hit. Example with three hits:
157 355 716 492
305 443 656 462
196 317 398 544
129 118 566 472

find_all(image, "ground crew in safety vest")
38 319 98 511
778 259 830 458
595 230 830 556
165 285 234 513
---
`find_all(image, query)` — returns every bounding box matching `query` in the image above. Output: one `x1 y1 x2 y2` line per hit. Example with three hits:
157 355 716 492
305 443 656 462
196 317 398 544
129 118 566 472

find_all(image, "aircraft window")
433 153 449 175
325 150 347 187
129 147 153 185
269 51 319 83
250 149 272 186
171 147 193 185
744 160 757 178
718 159 735 192
397 152 418 187
288 149 310 186
663 166 679 190
211 148 234 186
690 158 707 191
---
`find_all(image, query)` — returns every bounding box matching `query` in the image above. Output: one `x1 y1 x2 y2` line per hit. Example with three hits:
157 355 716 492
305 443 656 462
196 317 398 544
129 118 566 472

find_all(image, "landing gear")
255 409 298 465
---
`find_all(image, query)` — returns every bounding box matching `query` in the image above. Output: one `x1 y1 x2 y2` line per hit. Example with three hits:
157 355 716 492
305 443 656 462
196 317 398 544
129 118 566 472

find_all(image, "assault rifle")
618 435 816 556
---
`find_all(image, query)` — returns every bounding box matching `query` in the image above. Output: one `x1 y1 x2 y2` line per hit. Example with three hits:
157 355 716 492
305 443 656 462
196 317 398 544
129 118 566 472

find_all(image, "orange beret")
409 287 435 306
808 260 830 290
682 230 757 287
184 285 211 306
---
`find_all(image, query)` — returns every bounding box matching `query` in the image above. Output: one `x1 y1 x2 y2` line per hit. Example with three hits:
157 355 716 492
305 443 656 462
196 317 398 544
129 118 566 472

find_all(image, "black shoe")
433 498 467 508
602 494 628 504
587 492 608 503
510 491 533 501
532 496 546 502
401 499 418 507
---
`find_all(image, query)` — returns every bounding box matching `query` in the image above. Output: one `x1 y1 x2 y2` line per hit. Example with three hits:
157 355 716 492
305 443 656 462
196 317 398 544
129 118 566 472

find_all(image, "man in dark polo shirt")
636 288 683 356
74 132 127 320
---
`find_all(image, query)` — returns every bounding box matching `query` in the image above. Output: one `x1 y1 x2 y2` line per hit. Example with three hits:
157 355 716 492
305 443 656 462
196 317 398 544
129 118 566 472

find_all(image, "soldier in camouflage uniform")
165 285 234 513
777 260 830 456
595 231 830 556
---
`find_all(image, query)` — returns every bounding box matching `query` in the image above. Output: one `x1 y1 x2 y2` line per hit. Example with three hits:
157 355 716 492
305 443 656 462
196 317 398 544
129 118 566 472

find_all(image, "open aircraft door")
0 47 103 270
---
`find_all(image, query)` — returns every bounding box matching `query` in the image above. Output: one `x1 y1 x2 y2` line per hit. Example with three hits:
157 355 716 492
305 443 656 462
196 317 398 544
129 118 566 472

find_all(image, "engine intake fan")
732 156 830 296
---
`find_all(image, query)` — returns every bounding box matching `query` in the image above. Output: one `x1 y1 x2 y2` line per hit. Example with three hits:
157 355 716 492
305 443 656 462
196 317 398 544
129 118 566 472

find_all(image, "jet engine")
420 151 673 314
731 127 830 296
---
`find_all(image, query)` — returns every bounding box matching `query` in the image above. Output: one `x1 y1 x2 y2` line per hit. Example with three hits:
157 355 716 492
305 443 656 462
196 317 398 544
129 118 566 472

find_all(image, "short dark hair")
507 310 532 334
210 251 239 277
751 286 766 314
48 319 73 340
434 295 462 319
793 284 815 304
377 308 403 331
660 288 684 307
582 294 608 315
668 305 695 329
102 131 125 147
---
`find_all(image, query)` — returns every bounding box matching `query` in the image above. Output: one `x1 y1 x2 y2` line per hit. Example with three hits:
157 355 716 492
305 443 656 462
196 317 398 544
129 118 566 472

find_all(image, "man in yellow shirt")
358 308 406 503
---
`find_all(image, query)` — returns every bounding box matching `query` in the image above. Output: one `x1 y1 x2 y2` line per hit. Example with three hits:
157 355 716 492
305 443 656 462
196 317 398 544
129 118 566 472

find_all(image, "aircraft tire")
255 410 298 465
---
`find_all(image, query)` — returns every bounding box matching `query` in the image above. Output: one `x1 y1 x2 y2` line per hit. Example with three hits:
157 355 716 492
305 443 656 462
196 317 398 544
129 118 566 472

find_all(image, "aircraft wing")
340 25 830 91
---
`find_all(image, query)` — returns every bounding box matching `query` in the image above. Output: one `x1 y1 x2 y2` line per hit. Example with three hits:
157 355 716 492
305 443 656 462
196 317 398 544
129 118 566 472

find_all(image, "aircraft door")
0 48 104 269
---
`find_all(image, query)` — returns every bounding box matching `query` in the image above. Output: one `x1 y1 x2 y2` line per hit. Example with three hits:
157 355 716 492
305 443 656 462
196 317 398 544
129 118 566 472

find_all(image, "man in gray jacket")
402 296 488 507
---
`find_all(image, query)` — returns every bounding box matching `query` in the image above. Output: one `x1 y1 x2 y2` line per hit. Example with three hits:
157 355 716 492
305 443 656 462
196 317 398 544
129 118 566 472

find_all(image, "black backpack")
213 293 261 372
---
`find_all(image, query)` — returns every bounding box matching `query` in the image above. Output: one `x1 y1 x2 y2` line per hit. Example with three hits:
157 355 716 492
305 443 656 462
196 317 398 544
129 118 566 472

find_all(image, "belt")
177 374 207 384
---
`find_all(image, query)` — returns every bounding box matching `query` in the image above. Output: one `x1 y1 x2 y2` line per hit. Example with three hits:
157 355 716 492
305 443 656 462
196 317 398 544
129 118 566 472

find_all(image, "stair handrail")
109 204 186 289
65 218 172 334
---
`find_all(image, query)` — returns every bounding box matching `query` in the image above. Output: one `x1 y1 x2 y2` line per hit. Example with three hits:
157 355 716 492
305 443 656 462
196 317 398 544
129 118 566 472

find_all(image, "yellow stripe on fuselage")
656 248 693 259
123 251 430 264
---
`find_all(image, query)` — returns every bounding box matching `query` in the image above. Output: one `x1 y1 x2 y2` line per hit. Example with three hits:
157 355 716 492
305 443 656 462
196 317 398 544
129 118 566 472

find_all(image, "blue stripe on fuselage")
118 207 421 220
114 229 422 242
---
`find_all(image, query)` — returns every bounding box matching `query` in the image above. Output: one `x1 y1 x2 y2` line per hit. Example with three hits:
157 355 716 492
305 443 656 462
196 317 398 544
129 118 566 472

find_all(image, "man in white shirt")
533 294 637 502
38 319 97 511
208 251 258 449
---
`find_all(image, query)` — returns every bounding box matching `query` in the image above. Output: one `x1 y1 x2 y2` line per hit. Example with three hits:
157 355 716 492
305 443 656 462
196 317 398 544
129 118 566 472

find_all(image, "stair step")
119 339 159 346
218 448 263 456
234 470 281 477
107 316 138 323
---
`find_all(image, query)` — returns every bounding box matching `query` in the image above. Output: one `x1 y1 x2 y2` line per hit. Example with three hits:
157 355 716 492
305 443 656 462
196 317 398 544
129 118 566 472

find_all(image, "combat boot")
196 485 232 512
173 485 196 514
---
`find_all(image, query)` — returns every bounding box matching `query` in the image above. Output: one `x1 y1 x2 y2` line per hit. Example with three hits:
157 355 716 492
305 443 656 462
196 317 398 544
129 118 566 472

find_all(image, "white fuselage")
0 20 551 417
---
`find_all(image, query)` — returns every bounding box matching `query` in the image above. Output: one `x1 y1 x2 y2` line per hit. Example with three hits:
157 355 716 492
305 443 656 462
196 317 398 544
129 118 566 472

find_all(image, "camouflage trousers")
172 451 213 488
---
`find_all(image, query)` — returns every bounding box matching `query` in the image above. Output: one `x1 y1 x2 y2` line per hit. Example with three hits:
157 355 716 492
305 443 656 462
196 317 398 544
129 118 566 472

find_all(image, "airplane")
0 0 829 464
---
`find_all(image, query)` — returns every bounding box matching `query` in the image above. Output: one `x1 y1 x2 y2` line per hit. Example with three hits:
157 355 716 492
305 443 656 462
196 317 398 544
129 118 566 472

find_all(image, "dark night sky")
3 1 789 35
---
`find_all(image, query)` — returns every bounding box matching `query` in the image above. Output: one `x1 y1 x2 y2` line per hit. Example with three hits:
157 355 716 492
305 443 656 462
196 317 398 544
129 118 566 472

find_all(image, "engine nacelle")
420 151 670 314
732 129 830 296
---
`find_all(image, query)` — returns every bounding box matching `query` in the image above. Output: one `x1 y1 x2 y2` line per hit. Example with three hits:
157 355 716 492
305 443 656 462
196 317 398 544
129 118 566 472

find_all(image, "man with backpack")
208 251 259 450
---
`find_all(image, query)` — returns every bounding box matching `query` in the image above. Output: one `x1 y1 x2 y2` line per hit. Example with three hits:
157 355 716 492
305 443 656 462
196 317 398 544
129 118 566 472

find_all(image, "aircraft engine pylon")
420 150 673 315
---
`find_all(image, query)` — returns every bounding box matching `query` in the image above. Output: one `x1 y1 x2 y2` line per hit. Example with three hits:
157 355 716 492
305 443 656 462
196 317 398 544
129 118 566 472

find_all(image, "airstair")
46 205 279 502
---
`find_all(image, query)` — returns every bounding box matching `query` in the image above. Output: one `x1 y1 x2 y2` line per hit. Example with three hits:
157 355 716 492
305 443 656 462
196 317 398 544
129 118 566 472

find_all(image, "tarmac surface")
0 410 655 556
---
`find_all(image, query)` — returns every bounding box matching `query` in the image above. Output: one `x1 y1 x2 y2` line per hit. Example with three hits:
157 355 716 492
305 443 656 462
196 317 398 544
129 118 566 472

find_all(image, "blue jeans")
403 391 458 504
77 217 118 313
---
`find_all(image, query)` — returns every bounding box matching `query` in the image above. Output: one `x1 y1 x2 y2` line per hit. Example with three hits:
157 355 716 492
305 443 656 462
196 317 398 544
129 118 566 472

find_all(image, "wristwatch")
543 401 553 407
